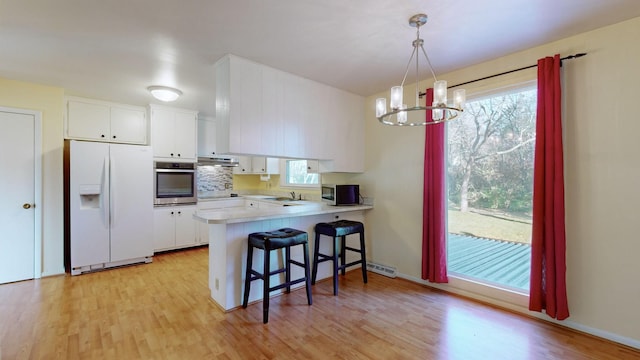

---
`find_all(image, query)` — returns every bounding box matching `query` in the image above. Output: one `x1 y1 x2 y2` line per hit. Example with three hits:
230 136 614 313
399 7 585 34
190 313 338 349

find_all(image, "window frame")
279 159 320 189
445 79 537 299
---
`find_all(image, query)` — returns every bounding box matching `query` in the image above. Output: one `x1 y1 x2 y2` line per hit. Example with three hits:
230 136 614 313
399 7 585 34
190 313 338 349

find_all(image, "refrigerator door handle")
101 156 109 228
110 156 116 228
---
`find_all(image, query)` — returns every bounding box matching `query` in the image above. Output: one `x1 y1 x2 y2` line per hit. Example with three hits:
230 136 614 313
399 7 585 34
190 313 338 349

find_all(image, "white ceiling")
1 0 639 118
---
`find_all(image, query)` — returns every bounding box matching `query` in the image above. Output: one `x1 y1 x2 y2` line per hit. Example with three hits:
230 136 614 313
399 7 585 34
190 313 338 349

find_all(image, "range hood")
197 156 239 167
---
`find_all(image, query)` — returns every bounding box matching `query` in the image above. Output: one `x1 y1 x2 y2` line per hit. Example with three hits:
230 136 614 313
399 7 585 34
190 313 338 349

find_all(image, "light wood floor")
1 247 638 359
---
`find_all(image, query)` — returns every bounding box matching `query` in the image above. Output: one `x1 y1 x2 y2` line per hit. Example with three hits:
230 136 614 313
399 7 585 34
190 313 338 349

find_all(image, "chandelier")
376 14 465 126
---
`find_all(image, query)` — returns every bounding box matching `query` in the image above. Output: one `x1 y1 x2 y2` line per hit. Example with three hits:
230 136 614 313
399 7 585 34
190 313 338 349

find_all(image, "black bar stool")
242 228 312 324
311 220 368 295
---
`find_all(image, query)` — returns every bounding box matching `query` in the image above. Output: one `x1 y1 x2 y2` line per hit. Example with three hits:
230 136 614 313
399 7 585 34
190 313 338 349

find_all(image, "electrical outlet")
362 197 374 206
215 278 219 290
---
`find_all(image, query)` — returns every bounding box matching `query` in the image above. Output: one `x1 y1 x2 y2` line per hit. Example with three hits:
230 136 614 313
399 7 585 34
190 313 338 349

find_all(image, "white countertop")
194 203 372 224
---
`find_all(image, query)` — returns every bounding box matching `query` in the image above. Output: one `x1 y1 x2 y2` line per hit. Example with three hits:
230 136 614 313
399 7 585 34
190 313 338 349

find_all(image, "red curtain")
529 54 569 320
422 88 448 283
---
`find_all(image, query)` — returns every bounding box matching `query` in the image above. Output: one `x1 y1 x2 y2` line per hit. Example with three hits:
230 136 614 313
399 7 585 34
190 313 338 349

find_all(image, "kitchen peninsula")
194 197 372 311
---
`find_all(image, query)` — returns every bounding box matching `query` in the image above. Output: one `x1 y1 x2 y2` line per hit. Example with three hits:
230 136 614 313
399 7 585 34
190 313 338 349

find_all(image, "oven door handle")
155 169 195 173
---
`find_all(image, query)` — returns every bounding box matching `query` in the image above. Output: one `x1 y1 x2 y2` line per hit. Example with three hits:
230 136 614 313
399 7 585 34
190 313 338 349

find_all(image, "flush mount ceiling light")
376 14 465 126
147 86 183 102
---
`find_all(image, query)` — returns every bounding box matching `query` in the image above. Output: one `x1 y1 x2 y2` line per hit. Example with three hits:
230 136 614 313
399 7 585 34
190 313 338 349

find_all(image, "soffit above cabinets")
2 0 639 118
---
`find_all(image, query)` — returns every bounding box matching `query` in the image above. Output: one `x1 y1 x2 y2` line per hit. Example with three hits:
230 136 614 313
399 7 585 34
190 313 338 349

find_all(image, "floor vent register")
366 262 397 278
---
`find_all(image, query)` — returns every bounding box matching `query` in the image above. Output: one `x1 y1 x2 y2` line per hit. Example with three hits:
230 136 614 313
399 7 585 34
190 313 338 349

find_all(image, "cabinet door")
174 206 197 247
153 207 176 251
151 107 176 159
173 111 197 161
304 81 329 159
110 106 147 144
234 58 263 155
306 159 319 173
234 156 252 174
282 72 304 158
198 221 209 245
261 66 284 156
251 157 267 173
198 118 217 156
67 100 110 141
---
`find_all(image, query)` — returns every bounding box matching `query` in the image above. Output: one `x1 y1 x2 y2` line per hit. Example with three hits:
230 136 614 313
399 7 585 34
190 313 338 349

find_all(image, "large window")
283 160 319 187
446 83 536 293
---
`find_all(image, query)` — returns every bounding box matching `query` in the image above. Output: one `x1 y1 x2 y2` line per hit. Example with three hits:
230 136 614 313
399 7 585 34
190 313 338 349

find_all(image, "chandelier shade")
376 14 465 126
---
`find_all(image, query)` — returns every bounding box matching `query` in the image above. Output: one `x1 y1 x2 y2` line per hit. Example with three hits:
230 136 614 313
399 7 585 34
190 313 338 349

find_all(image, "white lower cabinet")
153 205 197 252
196 199 245 246
197 220 210 246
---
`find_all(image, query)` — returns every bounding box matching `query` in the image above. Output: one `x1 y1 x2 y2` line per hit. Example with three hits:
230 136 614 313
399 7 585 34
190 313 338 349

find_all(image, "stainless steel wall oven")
153 162 197 206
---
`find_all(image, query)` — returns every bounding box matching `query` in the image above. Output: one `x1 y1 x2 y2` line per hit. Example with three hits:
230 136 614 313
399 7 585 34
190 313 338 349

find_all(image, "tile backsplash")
197 165 233 197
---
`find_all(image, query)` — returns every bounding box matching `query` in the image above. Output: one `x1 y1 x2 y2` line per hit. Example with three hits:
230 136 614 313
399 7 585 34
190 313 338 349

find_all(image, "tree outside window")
446 84 536 292
286 160 319 186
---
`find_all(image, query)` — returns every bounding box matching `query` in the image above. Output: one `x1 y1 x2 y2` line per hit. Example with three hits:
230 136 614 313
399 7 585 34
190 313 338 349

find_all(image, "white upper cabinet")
197 117 217 157
66 97 148 144
215 55 263 156
150 104 198 162
214 54 365 172
233 155 279 174
281 72 305 158
319 89 365 173
261 66 285 157
306 159 320 174
251 156 280 174
233 155 252 174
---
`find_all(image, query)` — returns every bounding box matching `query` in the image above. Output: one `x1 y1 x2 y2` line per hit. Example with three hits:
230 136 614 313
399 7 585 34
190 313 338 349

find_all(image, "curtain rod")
419 52 587 97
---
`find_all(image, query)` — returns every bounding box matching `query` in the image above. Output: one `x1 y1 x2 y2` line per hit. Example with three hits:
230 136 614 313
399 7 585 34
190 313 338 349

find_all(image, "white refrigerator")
68 140 153 275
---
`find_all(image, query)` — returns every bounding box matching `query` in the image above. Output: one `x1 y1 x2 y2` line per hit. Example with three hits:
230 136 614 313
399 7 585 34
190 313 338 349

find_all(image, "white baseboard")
396 272 640 350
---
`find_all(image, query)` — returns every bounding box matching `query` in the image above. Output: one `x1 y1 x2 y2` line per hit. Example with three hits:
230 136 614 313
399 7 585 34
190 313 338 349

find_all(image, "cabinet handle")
171 211 174 215
101 134 105 138
177 211 182 215
177 154 181 157
170 153 174 156
112 135 116 139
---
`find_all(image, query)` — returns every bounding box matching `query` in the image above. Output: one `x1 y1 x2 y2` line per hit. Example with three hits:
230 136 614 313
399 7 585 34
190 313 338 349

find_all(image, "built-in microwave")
153 162 197 206
321 184 360 206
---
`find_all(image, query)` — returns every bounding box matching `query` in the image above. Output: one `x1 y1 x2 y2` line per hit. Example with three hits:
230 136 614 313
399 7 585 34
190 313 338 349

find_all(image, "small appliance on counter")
321 184 360 206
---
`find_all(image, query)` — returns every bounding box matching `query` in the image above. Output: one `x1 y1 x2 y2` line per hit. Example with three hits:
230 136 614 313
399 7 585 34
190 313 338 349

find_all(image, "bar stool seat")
242 228 312 323
311 220 368 295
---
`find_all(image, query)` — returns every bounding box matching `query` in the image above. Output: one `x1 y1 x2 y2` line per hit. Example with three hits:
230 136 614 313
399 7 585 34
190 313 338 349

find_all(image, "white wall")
0 78 65 277
356 16 640 346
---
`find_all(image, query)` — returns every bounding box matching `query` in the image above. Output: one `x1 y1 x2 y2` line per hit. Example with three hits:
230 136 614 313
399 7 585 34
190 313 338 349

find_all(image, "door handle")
23 203 35 209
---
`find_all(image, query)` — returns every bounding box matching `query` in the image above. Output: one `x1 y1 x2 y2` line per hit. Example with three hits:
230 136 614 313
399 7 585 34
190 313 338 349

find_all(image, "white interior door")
0 109 40 284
